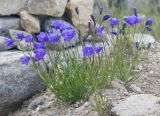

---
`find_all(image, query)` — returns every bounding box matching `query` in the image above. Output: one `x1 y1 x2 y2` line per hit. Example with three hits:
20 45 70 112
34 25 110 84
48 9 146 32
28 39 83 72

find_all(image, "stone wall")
0 0 94 51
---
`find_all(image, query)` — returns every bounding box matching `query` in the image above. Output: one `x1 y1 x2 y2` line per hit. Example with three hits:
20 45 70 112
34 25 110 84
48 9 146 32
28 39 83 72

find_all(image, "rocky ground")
132 42 160 96
7 42 160 116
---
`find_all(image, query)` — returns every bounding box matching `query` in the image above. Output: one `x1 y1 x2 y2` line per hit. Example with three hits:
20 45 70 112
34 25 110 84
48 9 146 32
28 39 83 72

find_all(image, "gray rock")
0 0 28 15
0 51 44 116
111 94 160 116
20 11 40 34
0 36 15 51
28 96 46 110
0 17 20 36
9 29 33 51
111 79 129 95
129 84 142 94
28 0 67 17
72 102 98 116
43 19 80 50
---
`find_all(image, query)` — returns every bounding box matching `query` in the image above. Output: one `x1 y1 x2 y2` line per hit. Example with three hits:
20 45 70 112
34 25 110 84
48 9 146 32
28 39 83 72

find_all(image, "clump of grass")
93 91 108 116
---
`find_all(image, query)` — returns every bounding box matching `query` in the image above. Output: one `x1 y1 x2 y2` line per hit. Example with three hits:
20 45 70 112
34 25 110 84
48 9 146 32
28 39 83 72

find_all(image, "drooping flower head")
145 18 154 32
96 26 104 35
61 29 75 41
16 32 24 40
33 49 46 61
49 33 60 43
82 44 94 57
4 38 14 46
20 55 30 65
108 28 117 36
37 32 48 42
25 35 33 42
103 14 110 21
146 27 152 32
146 18 154 26
109 18 119 27
95 46 103 53
34 42 45 50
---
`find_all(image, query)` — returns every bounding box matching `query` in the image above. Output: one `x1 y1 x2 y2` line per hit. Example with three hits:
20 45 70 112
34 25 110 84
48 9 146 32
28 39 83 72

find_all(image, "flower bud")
99 7 103 15
133 7 138 16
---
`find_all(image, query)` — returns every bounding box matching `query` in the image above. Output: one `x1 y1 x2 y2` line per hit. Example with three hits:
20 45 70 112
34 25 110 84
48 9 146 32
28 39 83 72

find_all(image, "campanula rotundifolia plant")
4 6 154 102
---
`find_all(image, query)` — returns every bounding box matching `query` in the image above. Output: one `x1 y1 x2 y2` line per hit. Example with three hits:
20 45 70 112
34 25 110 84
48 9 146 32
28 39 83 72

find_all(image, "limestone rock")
28 0 67 17
28 96 46 110
72 102 98 116
0 0 28 15
0 17 20 36
111 94 160 116
111 79 129 95
0 51 44 116
129 84 142 94
20 11 40 34
66 0 94 37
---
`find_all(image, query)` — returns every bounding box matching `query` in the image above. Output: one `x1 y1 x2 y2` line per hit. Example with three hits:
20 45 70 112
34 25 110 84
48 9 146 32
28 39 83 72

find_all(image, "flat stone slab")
111 94 160 116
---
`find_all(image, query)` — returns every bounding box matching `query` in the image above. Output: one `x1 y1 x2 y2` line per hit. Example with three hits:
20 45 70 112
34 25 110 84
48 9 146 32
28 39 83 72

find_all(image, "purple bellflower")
146 18 154 26
95 46 103 53
34 42 45 50
96 26 104 35
82 44 95 57
49 34 60 42
33 49 46 61
4 38 14 46
61 29 75 41
25 35 33 42
103 14 110 21
20 55 30 65
124 16 142 26
16 32 24 40
37 32 48 42
52 20 62 29
109 18 119 27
